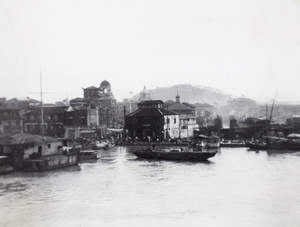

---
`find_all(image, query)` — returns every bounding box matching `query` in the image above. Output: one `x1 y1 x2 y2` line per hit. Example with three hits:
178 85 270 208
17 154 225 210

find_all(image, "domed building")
81 79 116 106
139 86 150 101
69 79 118 132
99 80 112 96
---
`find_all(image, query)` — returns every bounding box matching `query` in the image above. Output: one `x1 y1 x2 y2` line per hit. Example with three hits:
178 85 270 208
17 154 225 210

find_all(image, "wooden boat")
80 150 101 159
103 142 115 149
246 141 268 150
133 147 217 162
93 140 109 149
0 156 14 174
23 147 80 172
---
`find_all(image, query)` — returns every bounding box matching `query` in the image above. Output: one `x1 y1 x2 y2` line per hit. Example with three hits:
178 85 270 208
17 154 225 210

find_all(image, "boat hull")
246 143 268 150
23 154 79 172
133 149 217 162
221 143 246 148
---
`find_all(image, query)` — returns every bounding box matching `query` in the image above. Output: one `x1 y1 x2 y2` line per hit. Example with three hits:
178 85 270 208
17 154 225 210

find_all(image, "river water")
1 146 300 227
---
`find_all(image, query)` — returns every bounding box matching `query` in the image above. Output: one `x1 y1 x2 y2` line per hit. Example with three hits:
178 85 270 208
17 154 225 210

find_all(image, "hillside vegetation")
147 84 231 106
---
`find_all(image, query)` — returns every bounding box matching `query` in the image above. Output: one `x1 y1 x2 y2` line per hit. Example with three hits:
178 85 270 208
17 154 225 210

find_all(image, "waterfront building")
163 94 196 115
64 105 100 139
23 106 68 138
179 114 199 139
125 100 180 141
6 97 40 109
0 97 6 107
163 95 199 139
0 107 22 134
69 80 119 136
286 115 300 131
116 86 151 128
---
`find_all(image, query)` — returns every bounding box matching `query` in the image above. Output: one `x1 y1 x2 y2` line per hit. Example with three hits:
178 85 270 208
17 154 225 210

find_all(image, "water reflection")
0 182 28 195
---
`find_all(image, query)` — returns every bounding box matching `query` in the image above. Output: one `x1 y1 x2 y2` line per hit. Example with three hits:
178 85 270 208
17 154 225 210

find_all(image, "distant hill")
130 84 300 124
145 84 232 106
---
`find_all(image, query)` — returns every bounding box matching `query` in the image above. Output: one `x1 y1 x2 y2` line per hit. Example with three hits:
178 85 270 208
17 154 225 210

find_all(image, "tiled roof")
167 103 193 110
179 114 196 119
127 108 177 117
138 100 164 105
70 97 84 101
84 86 98 90
23 106 69 115
182 102 195 108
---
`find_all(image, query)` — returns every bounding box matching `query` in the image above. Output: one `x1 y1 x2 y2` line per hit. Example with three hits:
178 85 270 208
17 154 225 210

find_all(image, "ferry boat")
133 135 218 162
133 147 217 162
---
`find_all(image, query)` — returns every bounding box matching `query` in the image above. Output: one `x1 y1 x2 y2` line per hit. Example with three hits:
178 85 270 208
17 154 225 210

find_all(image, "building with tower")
163 94 199 139
69 79 119 138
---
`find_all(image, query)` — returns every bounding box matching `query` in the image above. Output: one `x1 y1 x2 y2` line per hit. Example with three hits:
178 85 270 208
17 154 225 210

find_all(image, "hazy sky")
1 0 300 104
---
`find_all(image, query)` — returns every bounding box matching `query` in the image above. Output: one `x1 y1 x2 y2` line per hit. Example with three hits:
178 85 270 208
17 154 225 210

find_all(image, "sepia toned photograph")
1 0 300 226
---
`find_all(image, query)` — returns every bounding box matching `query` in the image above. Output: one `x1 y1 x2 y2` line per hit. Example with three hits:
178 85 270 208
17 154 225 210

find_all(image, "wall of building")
163 115 180 140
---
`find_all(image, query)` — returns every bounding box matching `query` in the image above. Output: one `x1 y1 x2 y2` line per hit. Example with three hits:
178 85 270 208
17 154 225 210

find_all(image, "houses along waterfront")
2 80 300 171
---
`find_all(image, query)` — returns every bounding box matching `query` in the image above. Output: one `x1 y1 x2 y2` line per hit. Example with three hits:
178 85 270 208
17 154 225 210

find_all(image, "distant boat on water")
246 133 300 151
92 140 115 150
133 135 218 162
133 147 217 162
221 140 246 148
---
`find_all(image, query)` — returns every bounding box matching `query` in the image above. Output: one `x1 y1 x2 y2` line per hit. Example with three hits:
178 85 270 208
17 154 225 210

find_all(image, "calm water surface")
1 146 300 227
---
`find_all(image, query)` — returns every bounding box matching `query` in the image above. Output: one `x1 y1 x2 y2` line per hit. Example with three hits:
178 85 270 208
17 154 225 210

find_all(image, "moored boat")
0 156 14 174
23 147 80 172
103 142 115 149
92 140 109 149
246 141 268 150
221 140 246 148
133 147 217 162
0 133 81 172
245 134 300 151
79 150 101 159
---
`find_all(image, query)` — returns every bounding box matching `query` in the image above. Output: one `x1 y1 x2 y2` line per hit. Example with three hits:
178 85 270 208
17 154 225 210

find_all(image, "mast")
40 70 45 140
29 70 54 139
268 88 278 135
269 88 277 123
